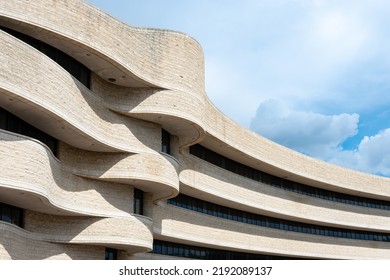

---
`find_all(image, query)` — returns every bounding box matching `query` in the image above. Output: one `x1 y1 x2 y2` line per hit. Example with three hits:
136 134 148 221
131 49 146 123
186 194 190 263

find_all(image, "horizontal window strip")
190 144 390 210
0 26 91 89
168 194 390 242
153 239 303 260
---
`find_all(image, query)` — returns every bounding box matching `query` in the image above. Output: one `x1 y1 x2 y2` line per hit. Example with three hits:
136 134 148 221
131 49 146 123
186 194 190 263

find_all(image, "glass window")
0 202 23 227
161 129 171 154
105 248 117 260
133 188 144 215
153 240 299 260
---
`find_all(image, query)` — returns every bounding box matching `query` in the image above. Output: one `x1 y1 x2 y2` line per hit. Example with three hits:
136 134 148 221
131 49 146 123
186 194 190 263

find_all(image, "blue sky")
87 0 390 177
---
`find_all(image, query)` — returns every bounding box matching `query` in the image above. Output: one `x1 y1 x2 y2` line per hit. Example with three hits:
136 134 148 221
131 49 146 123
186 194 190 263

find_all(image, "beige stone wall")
91 74 206 149
0 130 135 216
0 0 205 93
0 30 161 153
58 142 179 202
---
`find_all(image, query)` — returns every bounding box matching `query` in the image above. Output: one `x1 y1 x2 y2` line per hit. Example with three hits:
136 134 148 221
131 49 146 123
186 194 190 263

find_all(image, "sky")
87 0 390 178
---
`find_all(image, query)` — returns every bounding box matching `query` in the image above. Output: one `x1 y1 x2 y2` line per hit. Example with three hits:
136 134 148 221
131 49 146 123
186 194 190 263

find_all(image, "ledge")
179 153 390 233
153 203 390 260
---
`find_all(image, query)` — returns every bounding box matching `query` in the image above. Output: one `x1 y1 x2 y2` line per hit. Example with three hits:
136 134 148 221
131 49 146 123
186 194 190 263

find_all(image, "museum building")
1 0 390 259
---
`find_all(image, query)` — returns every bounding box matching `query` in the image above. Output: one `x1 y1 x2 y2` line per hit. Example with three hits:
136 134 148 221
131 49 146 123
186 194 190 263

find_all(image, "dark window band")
169 194 390 242
0 26 91 88
190 144 390 210
1 107 58 156
0 202 23 228
153 239 302 260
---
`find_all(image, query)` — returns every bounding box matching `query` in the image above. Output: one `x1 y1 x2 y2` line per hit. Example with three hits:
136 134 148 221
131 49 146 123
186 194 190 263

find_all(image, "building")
1 0 390 260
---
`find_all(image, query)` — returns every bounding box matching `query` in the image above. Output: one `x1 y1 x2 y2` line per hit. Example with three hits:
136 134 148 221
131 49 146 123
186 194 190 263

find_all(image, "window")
105 248 117 260
161 129 171 154
152 240 301 260
0 203 23 227
133 188 144 215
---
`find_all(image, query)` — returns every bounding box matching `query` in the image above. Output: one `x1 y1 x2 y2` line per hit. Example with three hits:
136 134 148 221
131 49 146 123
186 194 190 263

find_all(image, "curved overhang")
24 211 153 253
0 0 205 94
59 143 180 203
0 130 134 216
91 74 207 150
0 30 160 153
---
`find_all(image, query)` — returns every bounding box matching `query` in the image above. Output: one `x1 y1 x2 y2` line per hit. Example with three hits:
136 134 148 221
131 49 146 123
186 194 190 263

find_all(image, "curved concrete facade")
1 0 390 259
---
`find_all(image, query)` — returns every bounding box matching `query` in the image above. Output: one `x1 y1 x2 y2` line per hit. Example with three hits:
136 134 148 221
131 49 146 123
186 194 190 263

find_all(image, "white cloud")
330 129 390 176
251 99 390 176
250 99 359 159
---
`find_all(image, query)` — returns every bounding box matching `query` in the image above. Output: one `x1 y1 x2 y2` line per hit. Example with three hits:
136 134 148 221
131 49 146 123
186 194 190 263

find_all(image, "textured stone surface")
0 222 105 260
0 0 205 93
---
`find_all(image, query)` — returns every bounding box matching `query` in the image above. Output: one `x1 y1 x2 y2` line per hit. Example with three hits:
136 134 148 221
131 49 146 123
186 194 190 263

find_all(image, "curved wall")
23 210 153 253
91 74 206 149
58 142 180 202
0 0 205 93
0 30 160 153
0 130 141 216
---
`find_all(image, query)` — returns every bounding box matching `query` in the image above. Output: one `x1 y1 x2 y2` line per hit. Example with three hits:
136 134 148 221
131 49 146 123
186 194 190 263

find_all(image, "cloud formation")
251 99 390 176
330 129 390 176
250 99 359 159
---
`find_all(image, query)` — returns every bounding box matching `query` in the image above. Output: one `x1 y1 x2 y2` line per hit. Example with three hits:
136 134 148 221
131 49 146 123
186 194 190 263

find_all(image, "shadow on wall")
88 74 206 149
0 222 105 260
0 130 133 215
